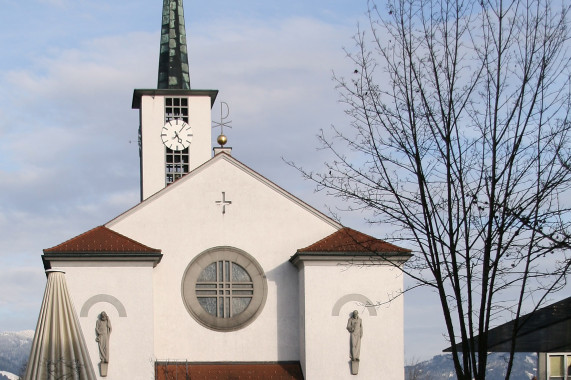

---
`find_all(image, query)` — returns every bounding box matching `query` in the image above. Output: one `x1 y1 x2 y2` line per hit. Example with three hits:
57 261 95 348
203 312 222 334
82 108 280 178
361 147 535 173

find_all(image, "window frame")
181 246 268 331
547 353 571 380
164 97 189 185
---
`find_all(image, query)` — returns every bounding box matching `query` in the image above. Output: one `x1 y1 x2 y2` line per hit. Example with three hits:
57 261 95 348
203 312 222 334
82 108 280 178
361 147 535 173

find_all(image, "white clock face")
161 119 192 151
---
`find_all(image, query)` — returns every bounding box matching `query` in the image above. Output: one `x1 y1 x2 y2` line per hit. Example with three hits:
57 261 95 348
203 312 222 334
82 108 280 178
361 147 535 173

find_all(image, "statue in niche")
347 310 363 375
96 311 112 376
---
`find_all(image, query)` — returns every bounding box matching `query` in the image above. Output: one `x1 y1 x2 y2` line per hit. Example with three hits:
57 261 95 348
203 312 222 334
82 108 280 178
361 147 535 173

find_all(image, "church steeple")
134 0 217 201
158 0 190 89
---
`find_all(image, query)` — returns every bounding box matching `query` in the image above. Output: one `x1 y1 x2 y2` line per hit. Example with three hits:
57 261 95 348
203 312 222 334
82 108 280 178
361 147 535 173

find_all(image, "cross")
215 192 232 214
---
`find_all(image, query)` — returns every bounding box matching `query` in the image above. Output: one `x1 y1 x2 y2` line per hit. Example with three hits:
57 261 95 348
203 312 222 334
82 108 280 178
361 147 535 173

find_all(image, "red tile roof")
43 226 161 254
155 362 304 380
298 227 411 254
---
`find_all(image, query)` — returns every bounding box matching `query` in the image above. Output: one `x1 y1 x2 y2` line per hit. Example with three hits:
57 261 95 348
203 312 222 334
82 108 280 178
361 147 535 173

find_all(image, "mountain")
0 331 33 379
406 352 537 380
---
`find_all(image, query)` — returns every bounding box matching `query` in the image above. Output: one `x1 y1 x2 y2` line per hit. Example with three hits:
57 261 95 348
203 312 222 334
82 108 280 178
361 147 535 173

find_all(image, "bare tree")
294 0 571 379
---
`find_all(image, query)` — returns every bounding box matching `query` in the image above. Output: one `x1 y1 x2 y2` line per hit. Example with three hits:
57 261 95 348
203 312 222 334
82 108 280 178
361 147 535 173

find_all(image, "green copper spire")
158 0 190 89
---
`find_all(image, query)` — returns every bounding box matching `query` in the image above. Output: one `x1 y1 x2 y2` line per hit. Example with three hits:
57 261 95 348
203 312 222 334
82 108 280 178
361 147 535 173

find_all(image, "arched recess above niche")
331 293 378 316
80 294 127 317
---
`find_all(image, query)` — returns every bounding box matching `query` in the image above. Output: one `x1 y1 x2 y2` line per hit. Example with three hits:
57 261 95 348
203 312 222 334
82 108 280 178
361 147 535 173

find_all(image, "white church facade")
26 1 411 379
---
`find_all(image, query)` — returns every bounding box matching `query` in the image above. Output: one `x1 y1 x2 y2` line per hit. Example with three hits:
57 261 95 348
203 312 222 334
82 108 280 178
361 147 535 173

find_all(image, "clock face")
161 119 192 151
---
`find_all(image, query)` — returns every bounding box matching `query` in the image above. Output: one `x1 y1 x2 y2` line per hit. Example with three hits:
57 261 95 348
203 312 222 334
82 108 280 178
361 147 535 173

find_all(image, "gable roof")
43 152 342 270
298 227 411 253
44 226 161 253
290 227 412 265
106 151 342 230
43 226 162 269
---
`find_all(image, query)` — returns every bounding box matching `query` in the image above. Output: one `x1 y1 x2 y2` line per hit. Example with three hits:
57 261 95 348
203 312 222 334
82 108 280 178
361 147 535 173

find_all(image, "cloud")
0 32 155 331
0 14 357 329
0 1 460 362
0 266 46 331
36 0 67 7
0 8 446 360
189 17 355 187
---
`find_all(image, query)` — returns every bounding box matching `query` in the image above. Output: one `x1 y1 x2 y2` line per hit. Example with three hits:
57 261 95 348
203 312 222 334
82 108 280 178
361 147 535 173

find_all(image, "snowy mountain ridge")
405 352 538 380
0 331 33 379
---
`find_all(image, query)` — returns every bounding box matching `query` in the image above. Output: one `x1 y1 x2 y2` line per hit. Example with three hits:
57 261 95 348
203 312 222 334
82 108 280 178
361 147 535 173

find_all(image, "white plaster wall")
107 156 339 363
297 265 307 376
52 262 155 380
140 94 212 200
300 261 405 380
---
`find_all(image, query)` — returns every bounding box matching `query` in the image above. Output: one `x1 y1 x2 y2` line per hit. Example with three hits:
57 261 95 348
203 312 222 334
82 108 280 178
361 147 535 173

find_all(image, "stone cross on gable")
215 192 232 214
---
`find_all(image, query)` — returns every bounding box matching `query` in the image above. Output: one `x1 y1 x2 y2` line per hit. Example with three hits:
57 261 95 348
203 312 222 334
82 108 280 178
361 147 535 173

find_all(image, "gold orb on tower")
217 134 228 146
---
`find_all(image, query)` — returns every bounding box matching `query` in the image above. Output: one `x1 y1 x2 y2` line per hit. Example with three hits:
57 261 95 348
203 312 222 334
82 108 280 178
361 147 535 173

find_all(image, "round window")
181 246 267 331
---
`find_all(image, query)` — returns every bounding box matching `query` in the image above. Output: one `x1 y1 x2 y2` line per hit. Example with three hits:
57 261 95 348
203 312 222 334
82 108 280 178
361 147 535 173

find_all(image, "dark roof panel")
158 0 190 89
445 297 571 352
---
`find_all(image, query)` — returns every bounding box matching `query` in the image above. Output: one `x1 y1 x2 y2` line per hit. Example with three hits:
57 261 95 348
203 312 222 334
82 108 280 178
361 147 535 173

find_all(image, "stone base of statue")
100 362 108 377
351 360 359 375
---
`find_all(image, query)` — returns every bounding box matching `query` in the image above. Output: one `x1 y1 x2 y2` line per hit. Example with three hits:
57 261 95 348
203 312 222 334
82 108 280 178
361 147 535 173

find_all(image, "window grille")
165 97 189 185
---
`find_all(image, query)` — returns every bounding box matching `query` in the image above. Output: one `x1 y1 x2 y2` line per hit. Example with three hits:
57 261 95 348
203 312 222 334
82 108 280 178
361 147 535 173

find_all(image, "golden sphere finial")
217 134 228 146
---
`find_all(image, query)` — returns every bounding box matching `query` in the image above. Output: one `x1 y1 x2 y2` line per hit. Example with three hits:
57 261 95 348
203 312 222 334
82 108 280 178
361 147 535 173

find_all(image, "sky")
0 0 446 361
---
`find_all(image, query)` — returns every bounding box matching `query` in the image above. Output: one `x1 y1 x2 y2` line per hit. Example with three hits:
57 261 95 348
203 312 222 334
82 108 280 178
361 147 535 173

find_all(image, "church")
25 1 411 379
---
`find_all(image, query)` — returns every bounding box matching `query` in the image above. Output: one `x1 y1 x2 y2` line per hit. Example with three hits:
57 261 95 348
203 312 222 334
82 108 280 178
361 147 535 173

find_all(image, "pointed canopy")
24 270 97 380
158 0 190 89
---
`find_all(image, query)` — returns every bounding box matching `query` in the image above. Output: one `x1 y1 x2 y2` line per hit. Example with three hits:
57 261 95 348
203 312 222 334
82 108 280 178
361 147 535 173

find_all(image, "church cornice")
289 251 412 267
42 252 163 270
132 89 218 109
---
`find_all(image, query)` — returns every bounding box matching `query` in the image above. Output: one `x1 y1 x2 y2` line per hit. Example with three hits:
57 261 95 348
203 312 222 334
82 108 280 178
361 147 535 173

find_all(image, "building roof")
155 362 304 380
106 152 343 231
297 227 411 254
290 227 412 265
158 0 190 89
42 226 162 269
445 297 571 353
44 225 161 253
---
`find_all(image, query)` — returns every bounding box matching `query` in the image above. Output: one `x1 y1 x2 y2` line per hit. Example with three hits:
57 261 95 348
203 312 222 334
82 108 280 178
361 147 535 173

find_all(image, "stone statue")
347 310 363 375
96 312 112 376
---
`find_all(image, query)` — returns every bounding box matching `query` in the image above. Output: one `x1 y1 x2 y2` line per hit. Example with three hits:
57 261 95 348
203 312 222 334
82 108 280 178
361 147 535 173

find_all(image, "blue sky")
0 0 446 361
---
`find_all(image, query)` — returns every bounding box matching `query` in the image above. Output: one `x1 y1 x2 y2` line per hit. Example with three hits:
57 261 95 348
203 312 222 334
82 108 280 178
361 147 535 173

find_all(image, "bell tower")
133 0 218 201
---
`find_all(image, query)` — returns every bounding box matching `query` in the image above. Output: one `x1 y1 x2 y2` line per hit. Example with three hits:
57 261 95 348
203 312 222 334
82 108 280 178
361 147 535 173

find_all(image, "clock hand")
173 131 183 143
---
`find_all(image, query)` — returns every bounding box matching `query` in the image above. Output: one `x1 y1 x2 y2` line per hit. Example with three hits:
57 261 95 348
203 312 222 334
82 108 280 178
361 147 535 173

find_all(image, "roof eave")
289 251 412 267
42 252 163 270
132 89 218 109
